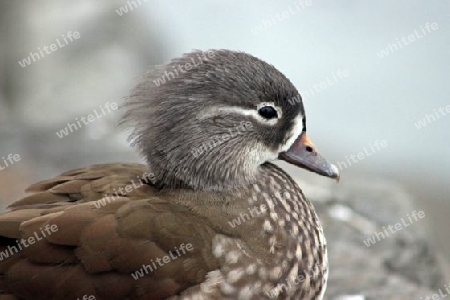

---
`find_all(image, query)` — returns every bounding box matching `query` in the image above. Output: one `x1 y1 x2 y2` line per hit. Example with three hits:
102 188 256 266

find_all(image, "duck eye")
258 106 278 119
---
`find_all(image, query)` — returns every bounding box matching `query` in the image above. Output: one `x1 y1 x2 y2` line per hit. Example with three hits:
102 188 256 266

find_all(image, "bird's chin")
278 132 340 181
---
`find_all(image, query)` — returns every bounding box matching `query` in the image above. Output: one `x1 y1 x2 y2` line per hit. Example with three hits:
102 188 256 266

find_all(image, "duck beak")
279 132 340 181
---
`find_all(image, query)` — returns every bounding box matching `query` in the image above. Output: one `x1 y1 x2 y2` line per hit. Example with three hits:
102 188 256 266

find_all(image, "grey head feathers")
121 49 305 191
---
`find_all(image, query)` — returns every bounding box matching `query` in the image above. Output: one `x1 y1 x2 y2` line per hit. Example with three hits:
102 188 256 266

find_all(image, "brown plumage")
0 50 339 299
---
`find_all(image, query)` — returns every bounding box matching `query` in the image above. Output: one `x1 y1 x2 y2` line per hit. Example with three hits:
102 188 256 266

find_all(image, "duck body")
0 163 327 299
0 49 338 299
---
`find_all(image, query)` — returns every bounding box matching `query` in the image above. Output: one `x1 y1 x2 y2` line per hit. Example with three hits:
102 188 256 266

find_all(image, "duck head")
122 50 339 190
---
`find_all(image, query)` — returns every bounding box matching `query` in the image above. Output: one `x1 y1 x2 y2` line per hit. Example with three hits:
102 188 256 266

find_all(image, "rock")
295 173 445 299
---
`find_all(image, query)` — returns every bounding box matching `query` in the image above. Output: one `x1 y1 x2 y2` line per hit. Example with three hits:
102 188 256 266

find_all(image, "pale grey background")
0 0 449 287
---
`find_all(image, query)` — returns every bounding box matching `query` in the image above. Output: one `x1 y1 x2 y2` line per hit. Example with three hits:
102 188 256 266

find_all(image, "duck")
0 49 339 300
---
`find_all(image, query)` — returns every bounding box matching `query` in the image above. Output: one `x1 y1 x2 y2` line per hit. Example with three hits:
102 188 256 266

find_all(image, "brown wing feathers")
0 163 218 299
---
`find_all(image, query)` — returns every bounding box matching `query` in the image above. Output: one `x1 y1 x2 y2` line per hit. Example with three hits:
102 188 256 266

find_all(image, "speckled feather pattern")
171 163 328 299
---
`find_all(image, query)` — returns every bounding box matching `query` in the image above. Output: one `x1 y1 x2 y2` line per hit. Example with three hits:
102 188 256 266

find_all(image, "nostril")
305 146 313 153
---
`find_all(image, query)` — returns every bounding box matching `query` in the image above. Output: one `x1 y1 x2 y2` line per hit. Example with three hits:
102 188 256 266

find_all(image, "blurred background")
0 0 449 294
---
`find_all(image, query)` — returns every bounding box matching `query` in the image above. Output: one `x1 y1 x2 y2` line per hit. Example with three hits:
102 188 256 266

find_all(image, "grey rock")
293 174 445 299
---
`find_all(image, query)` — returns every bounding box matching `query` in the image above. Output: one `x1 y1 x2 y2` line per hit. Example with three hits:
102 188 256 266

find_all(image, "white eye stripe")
199 104 282 125
198 104 304 154
279 115 304 152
